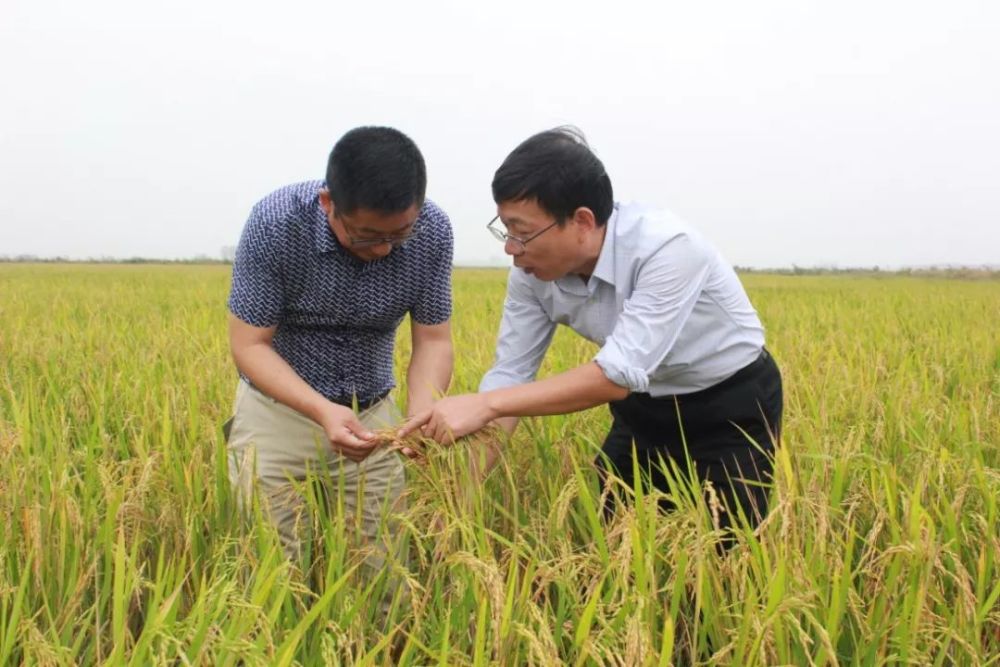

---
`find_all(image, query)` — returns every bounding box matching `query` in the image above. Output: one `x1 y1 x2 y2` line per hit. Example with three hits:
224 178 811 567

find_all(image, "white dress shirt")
479 202 765 397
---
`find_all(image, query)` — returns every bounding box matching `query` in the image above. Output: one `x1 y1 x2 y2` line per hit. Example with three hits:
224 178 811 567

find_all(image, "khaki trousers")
226 380 406 570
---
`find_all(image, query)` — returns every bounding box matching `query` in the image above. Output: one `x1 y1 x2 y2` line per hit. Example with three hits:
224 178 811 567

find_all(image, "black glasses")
487 215 559 254
337 214 419 248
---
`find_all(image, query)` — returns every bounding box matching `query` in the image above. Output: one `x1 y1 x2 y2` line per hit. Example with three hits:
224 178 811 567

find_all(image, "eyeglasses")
336 214 419 248
487 215 559 255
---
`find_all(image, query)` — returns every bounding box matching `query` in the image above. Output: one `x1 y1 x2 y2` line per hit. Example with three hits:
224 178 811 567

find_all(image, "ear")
571 207 597 232
318 189 333 216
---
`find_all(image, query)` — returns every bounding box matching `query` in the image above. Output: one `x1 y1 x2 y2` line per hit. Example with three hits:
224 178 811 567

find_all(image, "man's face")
495 199 589 281
320 190 419 262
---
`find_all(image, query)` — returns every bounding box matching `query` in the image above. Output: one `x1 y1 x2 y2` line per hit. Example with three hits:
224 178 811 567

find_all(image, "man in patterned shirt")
225 126 453 566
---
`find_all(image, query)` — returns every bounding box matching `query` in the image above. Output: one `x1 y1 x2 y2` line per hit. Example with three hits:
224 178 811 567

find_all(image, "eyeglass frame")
486 215 560 254
334 211 420 248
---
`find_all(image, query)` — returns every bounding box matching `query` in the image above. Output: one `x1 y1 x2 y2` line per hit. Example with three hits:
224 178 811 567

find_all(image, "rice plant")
1 264 997 665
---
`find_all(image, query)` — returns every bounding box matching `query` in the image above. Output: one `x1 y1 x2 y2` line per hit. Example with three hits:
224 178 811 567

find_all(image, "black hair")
325 126 427 215
491 126 613 226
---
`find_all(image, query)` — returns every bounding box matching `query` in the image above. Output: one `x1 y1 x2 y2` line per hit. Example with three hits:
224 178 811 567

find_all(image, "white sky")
1 0 998 268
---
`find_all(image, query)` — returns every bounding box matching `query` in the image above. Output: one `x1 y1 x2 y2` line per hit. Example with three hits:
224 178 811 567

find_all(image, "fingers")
396 411 432 438
401 410 456 445
424 411 459 445
331 425 377 462
428 420 456 446
344 416 375 441
335 441 375 462
397 408 461 445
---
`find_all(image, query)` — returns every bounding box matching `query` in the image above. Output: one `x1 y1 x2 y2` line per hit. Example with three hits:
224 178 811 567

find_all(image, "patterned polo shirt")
228 180 453 406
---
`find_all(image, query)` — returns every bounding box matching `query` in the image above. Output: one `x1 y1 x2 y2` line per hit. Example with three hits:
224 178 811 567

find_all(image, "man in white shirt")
402 127 782 536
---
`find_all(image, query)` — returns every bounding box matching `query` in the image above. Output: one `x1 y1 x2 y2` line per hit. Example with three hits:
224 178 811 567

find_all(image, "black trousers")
595 349 783 534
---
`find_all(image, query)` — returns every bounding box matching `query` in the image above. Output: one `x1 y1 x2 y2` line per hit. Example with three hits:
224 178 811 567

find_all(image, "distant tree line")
1 255 997 279
733 265 1000 279
0 246 238 265
0 255 233 265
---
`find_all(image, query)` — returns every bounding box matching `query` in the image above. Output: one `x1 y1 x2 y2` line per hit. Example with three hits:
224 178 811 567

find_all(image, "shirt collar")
312 194 342 255
589 203 619 287
553 203 619 295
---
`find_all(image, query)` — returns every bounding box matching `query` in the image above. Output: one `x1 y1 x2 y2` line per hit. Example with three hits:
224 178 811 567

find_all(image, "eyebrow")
501 217 529 228
357 220 415 235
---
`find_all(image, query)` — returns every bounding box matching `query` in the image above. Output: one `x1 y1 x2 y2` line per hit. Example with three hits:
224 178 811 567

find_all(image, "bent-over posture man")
403 127 781 538
226 126 453 565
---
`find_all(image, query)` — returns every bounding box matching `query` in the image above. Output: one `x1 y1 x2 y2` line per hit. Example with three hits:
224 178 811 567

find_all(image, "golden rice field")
1 264 998 666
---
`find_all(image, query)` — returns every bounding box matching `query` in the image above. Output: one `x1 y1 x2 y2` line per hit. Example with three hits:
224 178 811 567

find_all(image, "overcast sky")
1 0 997 268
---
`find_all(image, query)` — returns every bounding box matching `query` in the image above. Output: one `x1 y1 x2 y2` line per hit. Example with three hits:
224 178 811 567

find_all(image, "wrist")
406 396 430 419
304 395 336 424
483 390 504 421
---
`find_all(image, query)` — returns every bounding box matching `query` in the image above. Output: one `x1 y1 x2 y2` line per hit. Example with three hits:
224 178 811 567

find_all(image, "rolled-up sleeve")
227 206 284 327
479 269 557 393
593 233 712 393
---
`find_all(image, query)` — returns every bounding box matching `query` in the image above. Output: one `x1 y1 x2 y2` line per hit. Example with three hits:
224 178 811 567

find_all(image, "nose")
371 242 393 258
504 239 523 257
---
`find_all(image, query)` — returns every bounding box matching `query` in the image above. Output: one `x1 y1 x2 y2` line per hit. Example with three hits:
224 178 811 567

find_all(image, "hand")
376 428 428 461
397 393 497 445
317 402 377 462
398 441 424 460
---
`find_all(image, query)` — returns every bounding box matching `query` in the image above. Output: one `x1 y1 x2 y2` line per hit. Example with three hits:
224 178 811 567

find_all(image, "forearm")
471 369 613 479
406 340 453 417
484 362 629 419
232 342 330 423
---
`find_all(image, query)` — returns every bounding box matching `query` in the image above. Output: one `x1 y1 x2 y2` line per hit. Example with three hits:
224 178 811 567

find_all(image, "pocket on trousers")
225 380 253 449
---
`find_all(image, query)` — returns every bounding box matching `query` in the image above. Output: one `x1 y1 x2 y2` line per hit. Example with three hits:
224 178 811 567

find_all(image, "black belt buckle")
339 389 390 412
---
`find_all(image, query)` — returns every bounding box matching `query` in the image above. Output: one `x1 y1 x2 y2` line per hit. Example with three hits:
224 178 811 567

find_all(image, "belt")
331 389 391 412
623 347 774 403
244 380 390 413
